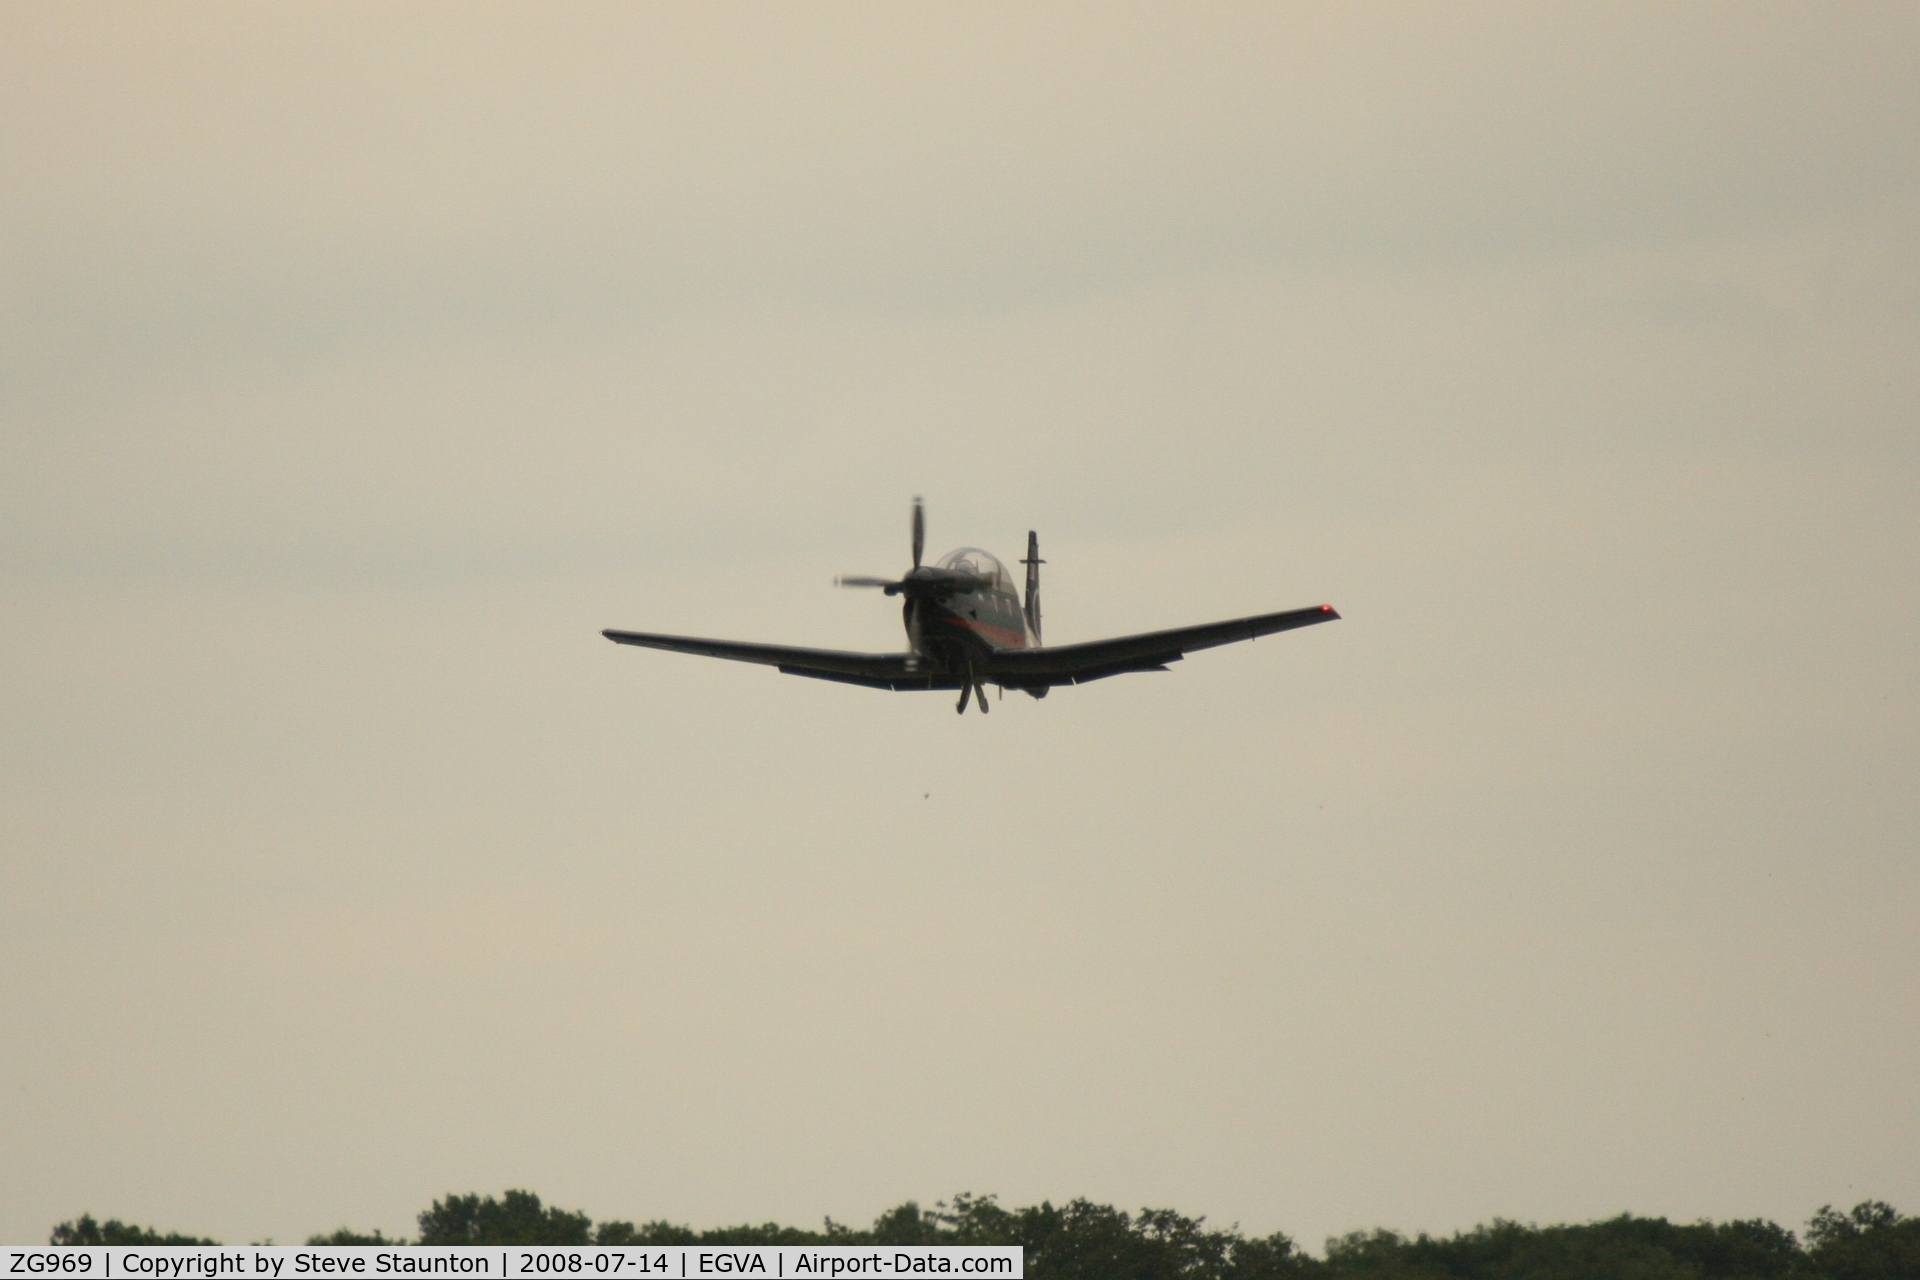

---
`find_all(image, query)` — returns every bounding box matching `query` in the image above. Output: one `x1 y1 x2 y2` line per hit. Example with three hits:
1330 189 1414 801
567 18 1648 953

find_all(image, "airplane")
603 499 1339 714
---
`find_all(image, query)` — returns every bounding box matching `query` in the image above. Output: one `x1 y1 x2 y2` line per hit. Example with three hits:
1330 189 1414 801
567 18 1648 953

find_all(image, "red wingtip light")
1321 603 1333 612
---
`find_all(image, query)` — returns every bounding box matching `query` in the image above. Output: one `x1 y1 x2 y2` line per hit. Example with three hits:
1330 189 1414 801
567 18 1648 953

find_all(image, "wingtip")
1321 604 1341 619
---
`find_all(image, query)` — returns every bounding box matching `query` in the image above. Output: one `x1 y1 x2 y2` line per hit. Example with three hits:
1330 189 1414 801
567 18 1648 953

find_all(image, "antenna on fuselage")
1020 530 1044 646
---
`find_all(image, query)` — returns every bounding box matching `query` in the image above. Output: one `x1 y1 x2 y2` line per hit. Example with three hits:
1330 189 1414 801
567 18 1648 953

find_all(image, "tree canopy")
46 1193 1920 1280
48 1215 217 1246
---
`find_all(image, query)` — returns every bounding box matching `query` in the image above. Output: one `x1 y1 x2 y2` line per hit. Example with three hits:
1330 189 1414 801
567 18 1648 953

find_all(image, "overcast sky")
3 1 1916 1251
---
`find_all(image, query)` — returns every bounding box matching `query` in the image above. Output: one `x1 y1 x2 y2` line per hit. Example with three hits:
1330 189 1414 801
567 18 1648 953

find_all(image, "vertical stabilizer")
1020 530 1044 645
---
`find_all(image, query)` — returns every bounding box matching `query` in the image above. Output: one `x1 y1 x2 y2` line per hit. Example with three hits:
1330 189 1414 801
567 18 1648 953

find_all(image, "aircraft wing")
983 604 1339 687
601 629 949 690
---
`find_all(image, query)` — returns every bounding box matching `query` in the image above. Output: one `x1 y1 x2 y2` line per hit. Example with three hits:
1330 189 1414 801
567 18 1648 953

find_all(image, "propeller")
836 497 983 596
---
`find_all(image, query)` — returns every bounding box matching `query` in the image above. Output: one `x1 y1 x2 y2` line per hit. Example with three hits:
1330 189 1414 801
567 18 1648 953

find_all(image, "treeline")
50 1191 1920 1280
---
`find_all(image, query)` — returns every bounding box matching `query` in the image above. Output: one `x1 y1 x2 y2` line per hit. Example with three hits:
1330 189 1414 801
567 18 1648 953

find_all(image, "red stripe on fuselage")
941 614 1028 649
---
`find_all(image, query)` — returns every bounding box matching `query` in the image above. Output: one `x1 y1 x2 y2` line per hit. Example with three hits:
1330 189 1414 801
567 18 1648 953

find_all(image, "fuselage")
904 547 1032 673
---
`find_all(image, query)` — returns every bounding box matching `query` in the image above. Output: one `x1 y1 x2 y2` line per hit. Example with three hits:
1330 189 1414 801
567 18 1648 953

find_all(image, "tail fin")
1020 530 1044 645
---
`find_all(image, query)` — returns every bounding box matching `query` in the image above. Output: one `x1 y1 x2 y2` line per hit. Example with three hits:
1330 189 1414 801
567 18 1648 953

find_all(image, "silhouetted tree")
416 1190 590 1245
51 1215 217 1245
306 1228 402 1245
1319 1214 1809 1280
1805 1201 1920 1280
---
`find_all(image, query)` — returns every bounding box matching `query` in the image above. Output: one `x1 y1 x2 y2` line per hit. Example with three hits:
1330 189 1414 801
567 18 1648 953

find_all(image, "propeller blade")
834 576 897 589
911 496 925 570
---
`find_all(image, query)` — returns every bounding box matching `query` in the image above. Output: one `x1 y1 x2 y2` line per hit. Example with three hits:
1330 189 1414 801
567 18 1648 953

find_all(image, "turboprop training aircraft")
603 499 1339 714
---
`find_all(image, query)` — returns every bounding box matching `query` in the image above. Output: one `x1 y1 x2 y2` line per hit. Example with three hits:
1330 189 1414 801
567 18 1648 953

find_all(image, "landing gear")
955 667 990 714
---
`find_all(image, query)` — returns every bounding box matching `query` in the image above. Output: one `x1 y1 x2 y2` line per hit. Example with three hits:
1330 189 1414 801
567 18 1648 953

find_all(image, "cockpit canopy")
937 547 1016 595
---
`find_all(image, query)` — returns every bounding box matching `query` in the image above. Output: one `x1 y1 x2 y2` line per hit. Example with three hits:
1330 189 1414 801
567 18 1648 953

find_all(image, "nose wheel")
955 668 990 714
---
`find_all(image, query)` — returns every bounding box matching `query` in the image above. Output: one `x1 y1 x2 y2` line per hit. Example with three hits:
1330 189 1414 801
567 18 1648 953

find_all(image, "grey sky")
2 2 1915 1250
